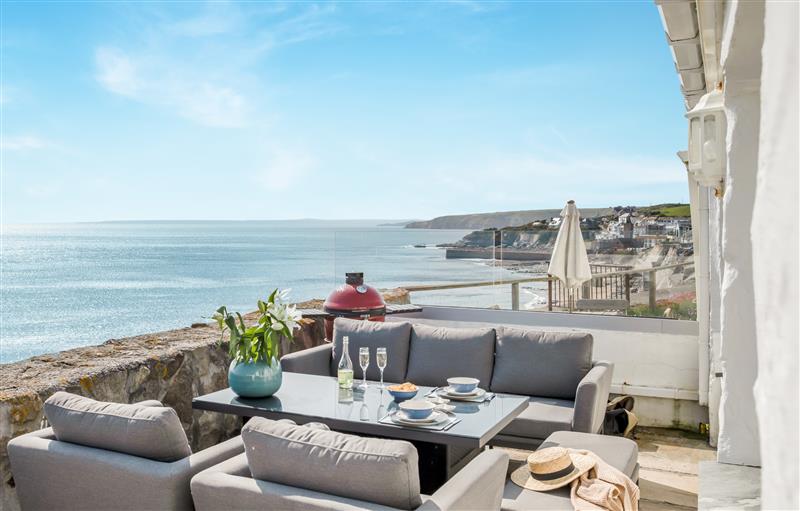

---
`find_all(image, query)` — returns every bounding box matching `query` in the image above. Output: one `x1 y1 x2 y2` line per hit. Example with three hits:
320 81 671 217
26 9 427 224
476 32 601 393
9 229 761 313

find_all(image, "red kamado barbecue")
323 273 385 340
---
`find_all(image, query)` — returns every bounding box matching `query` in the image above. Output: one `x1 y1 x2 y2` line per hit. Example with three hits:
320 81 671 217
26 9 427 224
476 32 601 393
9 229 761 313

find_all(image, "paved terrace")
1 292 714 510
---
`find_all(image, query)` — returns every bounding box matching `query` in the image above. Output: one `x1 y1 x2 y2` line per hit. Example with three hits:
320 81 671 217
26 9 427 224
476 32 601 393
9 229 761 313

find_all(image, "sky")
1 1 689 223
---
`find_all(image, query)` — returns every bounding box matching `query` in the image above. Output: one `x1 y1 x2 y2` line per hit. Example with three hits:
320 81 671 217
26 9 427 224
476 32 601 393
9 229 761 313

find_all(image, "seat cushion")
501 431 639 511
242 417 422 510
44 391 191 462
499 397 574 440
330 318 412 383
490 327 593 399
541 431 638 478
405 323 495 388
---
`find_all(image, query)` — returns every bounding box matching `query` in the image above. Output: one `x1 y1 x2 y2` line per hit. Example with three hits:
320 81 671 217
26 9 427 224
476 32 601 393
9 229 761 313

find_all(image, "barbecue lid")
323 273 385 311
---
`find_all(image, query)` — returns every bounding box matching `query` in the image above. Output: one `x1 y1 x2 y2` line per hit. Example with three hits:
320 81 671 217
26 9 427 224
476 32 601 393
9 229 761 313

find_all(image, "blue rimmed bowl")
387 385 418 402
447 377 480 393
399 400 436 420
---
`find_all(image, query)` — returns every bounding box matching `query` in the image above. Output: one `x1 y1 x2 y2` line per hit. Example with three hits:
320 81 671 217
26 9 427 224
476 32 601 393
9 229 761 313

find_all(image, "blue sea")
1 221 548 364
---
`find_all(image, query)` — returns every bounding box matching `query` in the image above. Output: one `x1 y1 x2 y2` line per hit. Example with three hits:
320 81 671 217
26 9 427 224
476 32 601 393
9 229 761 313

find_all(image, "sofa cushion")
541 430 638 478
242 417 422 510
405 323 495 389
44 391 191 462
490 327 593 399
499 397 574 440
330 318 412 383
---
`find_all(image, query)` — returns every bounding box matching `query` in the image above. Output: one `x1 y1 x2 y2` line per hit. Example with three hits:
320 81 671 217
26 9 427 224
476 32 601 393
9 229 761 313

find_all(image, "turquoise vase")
228 357 282 398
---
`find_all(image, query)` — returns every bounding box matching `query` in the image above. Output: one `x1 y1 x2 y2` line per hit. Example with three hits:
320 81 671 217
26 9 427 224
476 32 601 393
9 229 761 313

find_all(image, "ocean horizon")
0 220 547 364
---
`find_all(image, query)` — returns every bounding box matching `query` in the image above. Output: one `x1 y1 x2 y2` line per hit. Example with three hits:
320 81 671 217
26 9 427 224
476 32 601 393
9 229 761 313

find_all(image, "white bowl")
398 400 436 420
447 377 480 393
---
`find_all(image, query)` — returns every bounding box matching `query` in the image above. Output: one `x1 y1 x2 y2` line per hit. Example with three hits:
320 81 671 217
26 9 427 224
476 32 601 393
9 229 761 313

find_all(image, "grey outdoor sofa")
7 392 244 511
281 317 614 449
190 416 510 511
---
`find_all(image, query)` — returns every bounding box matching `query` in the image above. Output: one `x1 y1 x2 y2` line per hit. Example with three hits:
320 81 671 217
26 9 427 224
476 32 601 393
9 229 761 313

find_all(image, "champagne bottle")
337 336 354 389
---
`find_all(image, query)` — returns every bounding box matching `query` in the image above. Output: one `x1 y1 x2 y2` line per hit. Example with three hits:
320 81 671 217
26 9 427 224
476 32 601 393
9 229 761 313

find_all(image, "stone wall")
0 314 326 511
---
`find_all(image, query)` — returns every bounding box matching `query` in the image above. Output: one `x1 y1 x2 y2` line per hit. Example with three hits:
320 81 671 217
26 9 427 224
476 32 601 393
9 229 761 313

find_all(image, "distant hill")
378 220 420 227
405 207 614 230
637 203 691 217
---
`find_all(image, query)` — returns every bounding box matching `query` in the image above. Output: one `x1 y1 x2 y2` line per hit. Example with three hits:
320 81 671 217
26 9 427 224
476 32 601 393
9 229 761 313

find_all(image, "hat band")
531 462 576 481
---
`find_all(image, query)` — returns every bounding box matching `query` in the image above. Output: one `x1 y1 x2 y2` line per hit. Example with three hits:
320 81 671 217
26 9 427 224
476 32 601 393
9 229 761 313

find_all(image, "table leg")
411 441 481 494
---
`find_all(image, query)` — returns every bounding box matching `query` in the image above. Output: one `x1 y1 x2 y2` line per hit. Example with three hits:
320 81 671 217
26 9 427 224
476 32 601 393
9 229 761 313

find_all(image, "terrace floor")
503 427 716 510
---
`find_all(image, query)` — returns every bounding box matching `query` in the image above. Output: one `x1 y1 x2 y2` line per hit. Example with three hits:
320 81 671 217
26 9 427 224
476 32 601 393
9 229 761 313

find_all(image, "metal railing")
403 261 694 313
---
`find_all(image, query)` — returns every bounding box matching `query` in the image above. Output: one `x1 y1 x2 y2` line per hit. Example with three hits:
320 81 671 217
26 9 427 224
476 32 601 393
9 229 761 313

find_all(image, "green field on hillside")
638 203 691 217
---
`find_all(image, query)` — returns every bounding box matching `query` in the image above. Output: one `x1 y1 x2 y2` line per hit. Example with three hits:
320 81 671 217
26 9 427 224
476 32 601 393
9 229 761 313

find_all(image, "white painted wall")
752 2 799 508
392 307 706 428
715 0 764 467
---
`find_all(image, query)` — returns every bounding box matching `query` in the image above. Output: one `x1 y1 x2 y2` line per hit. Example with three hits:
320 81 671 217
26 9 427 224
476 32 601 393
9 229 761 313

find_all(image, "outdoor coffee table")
192 371 528 493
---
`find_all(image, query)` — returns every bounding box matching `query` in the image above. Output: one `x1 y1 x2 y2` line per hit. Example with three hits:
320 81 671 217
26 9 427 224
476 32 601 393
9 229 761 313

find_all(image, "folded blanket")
569 449 640 511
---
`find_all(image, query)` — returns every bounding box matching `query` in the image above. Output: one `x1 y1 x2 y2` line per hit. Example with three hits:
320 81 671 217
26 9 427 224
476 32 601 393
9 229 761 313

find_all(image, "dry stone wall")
0 315 326 511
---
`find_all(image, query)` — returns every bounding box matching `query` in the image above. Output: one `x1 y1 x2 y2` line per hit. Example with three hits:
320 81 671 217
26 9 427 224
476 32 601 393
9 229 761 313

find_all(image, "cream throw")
569 449 640 511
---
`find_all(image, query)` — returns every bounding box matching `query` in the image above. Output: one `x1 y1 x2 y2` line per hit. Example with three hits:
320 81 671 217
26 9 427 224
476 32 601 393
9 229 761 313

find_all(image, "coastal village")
425 204 696 319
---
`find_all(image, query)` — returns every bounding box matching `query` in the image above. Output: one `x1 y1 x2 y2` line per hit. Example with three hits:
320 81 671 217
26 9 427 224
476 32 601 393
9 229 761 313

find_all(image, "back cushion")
330 318 412 383
405 324 495 389
44 392 191 462
242 417 422 510
490 327 593 399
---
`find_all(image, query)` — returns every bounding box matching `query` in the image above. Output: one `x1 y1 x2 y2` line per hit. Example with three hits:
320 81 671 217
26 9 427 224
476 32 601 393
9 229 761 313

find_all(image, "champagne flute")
358 347 370 390
376 347 388 389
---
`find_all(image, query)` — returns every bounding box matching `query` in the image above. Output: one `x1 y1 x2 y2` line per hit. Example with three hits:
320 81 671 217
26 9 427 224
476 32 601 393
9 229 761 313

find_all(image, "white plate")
392 410 450 426
438 388 486 401
440 386 479 396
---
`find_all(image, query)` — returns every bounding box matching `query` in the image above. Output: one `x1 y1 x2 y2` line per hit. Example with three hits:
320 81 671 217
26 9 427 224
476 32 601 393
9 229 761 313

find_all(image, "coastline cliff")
405 207 612 229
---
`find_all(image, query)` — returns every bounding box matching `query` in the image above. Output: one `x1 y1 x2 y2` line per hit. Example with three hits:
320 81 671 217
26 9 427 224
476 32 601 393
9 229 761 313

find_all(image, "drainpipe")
679 151 711 408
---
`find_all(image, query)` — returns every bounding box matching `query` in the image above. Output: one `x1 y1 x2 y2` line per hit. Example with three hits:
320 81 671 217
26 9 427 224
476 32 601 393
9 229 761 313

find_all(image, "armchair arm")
572 361 614 434
136 399 165 407
418 450 509 511
280 343 333 376
191 454 393 511
187 435 245 475
8 428 243 511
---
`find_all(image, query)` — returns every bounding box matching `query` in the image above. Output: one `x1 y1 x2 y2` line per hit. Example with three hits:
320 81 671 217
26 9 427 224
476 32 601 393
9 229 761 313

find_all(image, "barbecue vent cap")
345 273 364 286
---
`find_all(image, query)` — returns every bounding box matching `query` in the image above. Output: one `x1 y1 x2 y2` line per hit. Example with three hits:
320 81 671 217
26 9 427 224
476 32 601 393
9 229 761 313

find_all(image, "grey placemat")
378 412 461 431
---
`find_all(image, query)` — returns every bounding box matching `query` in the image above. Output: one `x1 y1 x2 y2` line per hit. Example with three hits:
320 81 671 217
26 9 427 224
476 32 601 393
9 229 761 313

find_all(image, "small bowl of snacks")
447 377 480 394
399 400 436 420
387 382 418 402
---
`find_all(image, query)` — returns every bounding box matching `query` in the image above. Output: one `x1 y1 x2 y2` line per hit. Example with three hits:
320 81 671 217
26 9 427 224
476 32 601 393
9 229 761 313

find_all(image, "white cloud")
93 4 342 129
95 48 141 97
255 147 316 192
422 151 687 210
94 47 247 128
166 4 243 37
1 135 46 150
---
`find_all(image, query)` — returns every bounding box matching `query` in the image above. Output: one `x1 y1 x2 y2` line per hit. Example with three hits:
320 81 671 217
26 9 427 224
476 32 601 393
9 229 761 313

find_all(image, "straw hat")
510 447 596 492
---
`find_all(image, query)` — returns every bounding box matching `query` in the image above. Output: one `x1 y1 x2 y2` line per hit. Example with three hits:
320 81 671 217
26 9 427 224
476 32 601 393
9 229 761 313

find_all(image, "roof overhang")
655 0 723 110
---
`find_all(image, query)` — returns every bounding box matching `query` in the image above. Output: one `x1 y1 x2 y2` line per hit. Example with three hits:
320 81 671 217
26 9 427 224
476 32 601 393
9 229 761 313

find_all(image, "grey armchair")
191 450 508 511
8 393 244 511
191 417 510 511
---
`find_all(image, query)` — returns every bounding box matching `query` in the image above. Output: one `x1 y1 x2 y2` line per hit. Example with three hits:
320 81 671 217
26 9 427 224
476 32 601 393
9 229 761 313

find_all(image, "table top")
192 372 528 448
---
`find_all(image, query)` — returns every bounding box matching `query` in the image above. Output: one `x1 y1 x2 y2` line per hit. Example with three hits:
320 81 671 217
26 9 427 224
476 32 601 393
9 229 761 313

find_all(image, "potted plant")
213 289 301 398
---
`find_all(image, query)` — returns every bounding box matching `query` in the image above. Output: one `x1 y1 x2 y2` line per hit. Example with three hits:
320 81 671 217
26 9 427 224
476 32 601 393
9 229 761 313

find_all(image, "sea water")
0 221 546 364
